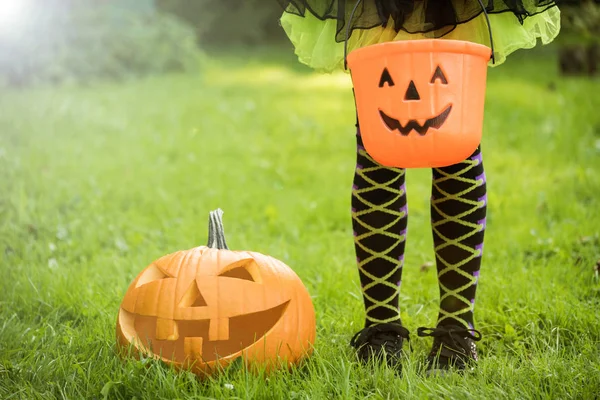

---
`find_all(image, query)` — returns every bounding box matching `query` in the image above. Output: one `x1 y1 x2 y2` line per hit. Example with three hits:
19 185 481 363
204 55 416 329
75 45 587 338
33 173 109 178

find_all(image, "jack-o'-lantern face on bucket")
347 39 491 168
377 66 452 136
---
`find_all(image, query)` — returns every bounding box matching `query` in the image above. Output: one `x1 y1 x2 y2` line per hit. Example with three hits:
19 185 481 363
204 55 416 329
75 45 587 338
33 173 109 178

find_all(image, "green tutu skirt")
280 1 560 72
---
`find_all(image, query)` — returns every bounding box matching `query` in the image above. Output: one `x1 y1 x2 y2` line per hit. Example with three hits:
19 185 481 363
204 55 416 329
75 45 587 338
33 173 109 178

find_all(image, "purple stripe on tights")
476 172 486 185
475 243 484 257
478 218 486 230
478 193 487 207
471 151 483 165
400 204 408 215
357 163 363 170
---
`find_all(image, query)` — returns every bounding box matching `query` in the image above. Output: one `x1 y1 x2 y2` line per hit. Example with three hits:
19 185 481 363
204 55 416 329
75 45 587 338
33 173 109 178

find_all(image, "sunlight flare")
0 0 31 33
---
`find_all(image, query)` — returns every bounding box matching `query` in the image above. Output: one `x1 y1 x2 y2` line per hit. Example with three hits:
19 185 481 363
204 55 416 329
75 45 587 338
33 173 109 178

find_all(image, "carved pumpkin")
347 39 491 168
116 209 316 376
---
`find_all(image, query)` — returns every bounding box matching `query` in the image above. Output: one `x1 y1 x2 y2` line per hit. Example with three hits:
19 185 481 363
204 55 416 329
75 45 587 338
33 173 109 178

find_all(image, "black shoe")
350 323 410 370
417 325 482 373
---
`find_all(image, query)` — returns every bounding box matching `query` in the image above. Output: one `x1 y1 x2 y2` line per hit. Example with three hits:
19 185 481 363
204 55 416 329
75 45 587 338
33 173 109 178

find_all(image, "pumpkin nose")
404 80 420 101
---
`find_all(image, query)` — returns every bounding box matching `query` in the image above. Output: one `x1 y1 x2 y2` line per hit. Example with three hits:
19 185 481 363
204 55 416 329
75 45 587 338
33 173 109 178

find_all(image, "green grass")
1 46 599 399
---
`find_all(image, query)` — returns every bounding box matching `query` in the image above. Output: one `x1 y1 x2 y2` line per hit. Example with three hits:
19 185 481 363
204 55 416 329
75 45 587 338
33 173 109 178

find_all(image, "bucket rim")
346 39 492 67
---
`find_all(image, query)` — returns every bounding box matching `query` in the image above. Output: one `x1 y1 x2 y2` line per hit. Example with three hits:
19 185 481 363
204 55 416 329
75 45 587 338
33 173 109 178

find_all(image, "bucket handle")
343 0 496 70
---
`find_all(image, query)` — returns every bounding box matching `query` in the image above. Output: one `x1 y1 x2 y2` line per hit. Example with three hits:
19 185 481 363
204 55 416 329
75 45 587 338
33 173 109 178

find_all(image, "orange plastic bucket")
347 39 492 168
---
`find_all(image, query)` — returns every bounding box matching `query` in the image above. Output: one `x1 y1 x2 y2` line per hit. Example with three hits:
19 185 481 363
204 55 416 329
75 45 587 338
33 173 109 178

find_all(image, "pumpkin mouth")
379 104 452 136
119 300 290 363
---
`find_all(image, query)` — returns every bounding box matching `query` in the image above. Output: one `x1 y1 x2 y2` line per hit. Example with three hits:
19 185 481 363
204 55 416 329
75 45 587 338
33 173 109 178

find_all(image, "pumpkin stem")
207 208 229 249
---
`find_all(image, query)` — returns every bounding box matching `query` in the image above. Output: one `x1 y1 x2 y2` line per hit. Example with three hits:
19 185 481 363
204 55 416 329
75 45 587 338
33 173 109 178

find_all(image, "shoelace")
350 323 410 351
417 325 482 357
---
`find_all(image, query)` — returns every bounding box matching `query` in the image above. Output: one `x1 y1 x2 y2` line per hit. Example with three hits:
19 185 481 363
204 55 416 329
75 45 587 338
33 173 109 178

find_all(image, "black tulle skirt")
277 0 558 41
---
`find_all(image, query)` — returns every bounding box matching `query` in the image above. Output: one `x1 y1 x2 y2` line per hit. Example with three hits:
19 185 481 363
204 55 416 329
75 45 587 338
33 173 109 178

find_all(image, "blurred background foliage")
0 0 203 87
155 0 286 46
556 0 600 75
559 0 600 43
0 0 597 88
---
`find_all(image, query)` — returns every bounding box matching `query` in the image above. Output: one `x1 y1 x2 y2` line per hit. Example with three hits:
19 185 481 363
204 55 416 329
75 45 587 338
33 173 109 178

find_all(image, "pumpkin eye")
379 67 395 87
430 66 448 84
218 259 259 282
220 266 254 281
135 263 170 288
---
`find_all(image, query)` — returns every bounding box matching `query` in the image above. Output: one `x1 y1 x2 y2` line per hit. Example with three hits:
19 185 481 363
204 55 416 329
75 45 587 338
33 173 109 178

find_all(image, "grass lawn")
1 45 599 399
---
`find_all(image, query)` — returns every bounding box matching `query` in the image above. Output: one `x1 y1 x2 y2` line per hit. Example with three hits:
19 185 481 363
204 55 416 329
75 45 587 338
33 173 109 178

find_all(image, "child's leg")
417 146 486 371
351 126 408 327
349 124 410 367
431 146 486 330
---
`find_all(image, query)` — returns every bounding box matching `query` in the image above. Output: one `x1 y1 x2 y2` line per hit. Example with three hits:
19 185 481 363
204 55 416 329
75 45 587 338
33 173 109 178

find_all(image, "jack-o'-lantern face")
377 65 453 136
116 211 316 377
347 39 491 168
